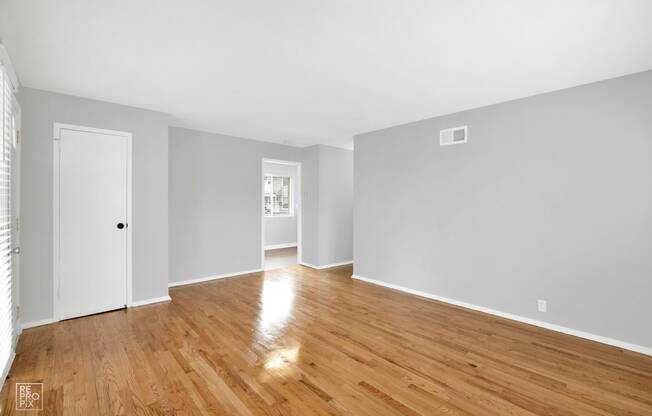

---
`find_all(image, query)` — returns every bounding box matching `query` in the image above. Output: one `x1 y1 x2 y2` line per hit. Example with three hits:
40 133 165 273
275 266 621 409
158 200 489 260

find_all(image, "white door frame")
53 123 133 321
261 158 302 268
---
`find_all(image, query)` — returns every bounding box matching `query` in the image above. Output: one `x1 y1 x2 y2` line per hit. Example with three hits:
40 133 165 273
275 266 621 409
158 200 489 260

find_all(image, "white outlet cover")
537 299 547 312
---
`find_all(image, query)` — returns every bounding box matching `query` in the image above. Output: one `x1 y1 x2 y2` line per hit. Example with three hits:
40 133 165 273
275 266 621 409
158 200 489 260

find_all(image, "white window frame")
0 44 20 387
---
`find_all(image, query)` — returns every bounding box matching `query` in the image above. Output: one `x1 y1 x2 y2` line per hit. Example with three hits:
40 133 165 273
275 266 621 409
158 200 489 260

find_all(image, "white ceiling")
1 1 651 148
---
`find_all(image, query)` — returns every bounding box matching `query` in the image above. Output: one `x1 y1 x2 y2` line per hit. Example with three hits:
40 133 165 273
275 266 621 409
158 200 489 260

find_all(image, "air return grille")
440 126 467 146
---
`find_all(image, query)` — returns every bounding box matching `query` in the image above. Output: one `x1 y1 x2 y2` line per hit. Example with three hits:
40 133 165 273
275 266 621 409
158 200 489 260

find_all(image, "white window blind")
264 175 292 217
0 61 17 382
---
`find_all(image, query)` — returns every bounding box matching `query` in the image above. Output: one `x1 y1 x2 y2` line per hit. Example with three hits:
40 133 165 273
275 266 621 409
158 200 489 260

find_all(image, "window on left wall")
0 56 19 384
264 175 292 217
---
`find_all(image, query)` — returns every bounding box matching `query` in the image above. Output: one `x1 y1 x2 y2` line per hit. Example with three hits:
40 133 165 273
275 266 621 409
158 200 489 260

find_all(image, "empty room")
0 1 651 415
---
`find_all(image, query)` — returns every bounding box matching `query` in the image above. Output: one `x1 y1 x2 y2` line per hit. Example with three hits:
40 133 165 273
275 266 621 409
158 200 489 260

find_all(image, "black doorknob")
117 223 125 229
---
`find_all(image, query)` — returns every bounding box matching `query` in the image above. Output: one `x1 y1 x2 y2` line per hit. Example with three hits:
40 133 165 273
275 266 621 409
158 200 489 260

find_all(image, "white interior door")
56 126 128 320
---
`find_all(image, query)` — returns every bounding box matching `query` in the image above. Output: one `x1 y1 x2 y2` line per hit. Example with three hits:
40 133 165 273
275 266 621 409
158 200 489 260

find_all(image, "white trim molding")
351 274 652 357
21 318 57 330
300 260 353 270
264 243 298 250
130 295 172 307
20 294 171 330
169 268 263 288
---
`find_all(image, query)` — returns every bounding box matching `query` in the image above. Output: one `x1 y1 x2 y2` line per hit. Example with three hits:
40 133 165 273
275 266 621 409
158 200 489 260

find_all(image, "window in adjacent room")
264 175 292 217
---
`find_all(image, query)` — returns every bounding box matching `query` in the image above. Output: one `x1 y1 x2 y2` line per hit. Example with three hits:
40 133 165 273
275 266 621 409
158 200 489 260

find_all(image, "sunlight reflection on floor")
256 275 302 377
258 276 295 341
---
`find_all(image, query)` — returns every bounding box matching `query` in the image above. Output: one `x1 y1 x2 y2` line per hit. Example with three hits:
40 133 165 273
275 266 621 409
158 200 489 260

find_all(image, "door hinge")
15 129 20 144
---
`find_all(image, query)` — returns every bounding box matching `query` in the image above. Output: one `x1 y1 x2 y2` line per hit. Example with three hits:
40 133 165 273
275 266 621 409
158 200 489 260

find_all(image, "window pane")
271 176 290 216
264 175 273 216
264 195 271 215
264 175 291 217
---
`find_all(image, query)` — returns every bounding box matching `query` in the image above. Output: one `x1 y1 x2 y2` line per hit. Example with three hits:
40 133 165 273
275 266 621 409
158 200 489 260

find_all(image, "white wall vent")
440 126 467 146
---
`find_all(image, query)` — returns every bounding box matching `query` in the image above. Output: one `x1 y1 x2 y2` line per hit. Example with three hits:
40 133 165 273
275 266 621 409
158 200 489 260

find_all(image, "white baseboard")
19 296 172 330
21 317 57 330
130 295 172 307
352 274 652 357
264 243 298 250
300 260 353 270
169 268 263 288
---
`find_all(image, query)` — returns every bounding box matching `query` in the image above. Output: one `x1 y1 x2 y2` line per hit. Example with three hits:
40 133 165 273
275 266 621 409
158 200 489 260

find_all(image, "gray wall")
17 90 354 322
354 70 652 349
301 145 354 266
317 145 354 265
169 127 302 283
18 87 169 324
263 162 298 247
301 146 321 265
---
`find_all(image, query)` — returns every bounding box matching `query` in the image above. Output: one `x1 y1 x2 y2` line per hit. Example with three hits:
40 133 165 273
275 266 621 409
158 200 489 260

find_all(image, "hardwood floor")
2 264 652 415
264 247 298 270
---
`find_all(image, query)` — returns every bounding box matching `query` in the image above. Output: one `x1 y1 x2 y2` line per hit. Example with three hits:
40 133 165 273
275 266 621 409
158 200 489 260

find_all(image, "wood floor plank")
2 264 652 415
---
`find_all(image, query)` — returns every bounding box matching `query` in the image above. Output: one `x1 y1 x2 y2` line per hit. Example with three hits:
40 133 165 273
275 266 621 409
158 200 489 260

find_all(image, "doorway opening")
261 158 301 270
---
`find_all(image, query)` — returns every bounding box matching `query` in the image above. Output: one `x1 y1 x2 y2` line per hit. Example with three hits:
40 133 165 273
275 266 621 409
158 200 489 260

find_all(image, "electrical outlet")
537 299 547 313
